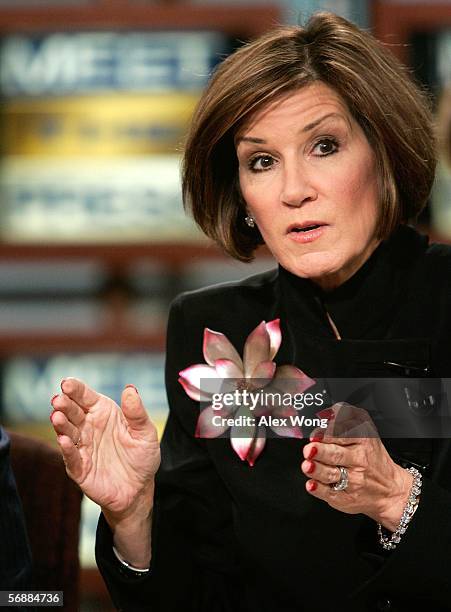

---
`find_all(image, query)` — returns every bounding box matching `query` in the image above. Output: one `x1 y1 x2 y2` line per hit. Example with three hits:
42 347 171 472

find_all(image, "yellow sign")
1 93 200 156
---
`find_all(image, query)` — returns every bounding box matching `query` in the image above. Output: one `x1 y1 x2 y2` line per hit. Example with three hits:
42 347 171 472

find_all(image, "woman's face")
236 82 381 291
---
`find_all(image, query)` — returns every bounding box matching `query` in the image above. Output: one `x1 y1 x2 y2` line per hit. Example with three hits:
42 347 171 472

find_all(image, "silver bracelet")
377 466 422 551
112 546 150 574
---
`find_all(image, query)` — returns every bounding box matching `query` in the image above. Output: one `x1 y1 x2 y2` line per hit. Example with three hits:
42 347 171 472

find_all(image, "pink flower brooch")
178 319 316 466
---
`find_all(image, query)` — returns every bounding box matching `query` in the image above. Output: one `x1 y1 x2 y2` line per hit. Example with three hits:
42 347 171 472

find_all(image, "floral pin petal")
271 424 303 439
203 328 243 369
270 405 303 439
230 433 253 460
178 377 212 402
181 318 312 466
251 359 276 382
245 427 266 466
231 405 257 461
214 358 244 380
179 363 219 396
243 321 271 378
266 319 282 360
272 365 316 394
252 400 272 418
195 405 230 438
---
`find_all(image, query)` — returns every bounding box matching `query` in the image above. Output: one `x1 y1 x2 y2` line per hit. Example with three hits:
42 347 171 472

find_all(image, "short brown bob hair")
182 11 436 262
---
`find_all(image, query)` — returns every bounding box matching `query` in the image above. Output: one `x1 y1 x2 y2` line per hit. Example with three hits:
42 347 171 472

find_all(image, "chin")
283 253 341 281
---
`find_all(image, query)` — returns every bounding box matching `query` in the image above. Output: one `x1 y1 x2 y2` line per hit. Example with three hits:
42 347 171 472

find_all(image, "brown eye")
249 155 275 172
313 138 339 156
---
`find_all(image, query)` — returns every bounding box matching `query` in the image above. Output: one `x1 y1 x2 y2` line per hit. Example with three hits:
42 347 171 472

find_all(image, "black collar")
278 225 429 341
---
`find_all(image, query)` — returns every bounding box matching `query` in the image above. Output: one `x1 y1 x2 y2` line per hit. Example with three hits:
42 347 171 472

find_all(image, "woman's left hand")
301 403 413 531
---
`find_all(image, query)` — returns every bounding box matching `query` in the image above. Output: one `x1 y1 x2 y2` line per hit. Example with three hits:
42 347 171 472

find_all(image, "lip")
287 222 328 244
286 221 328 233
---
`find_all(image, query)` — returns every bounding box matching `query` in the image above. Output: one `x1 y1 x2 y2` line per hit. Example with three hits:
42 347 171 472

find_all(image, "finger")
56 434 83 482
310 426 360 446
327 402 378 438
303 441 353 467
60 377 100 412
328 419 367 439
329 409 379 435
323 432 361 445
306 479 346 503
328 401 371 421
50 410 80 445
332 419 379 439
301 459 342 485
313 404 376 443
120 385 152 435
51 393 85 427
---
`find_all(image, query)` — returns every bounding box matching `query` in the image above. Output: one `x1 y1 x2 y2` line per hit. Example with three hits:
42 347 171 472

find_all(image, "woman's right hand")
50 378 160 521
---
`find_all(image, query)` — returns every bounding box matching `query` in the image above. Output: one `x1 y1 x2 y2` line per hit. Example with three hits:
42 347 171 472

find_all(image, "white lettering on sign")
2 354 167 421
0 32 227 95
0 157 201 241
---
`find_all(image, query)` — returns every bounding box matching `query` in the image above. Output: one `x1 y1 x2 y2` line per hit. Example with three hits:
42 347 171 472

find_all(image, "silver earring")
245 215 255 228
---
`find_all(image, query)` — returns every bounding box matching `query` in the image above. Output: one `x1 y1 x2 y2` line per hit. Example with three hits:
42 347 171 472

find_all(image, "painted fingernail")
308 445 318 460
307 480 317 492
305 461 315 474
318 408 335 420
310 432 324 443
125 384 138 393
49 412 54 423
50 394 58 407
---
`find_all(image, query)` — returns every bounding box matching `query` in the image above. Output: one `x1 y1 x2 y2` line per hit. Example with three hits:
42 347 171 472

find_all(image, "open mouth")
290 224 322 233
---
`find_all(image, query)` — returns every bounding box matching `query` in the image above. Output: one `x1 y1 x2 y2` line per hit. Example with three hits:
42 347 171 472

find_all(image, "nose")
280 163 317 207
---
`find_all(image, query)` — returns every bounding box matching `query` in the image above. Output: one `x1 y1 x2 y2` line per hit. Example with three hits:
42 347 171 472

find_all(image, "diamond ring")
331 466 349 491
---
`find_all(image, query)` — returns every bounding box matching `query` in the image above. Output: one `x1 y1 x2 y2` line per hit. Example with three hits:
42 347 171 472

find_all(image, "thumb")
120 385 151 434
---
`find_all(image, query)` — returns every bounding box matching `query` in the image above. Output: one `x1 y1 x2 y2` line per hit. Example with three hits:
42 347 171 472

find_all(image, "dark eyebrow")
236 136 266 145
302 112 346 132
236 112 347 145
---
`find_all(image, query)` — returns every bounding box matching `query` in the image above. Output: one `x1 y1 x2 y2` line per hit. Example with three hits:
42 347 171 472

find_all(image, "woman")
50 12 451 611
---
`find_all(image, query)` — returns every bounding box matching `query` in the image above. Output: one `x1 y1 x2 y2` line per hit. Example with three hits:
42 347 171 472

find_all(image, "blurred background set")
0 0 450 609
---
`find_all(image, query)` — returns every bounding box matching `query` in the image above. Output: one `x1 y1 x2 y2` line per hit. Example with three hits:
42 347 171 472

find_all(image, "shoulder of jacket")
415 240 451 297
170 267 278 312
423 241 451 281
426 240 451 261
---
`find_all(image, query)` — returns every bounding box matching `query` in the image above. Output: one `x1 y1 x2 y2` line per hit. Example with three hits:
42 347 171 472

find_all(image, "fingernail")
310 432 324 442
125 384 138 393
49 412 54 424
60 378 67 391
307 480 317 492
50 394 58 407
308 446 318 460
305 461 315 474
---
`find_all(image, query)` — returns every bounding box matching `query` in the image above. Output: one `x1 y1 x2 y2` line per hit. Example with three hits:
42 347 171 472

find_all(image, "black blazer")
0 427 32 595
96 225 451 612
